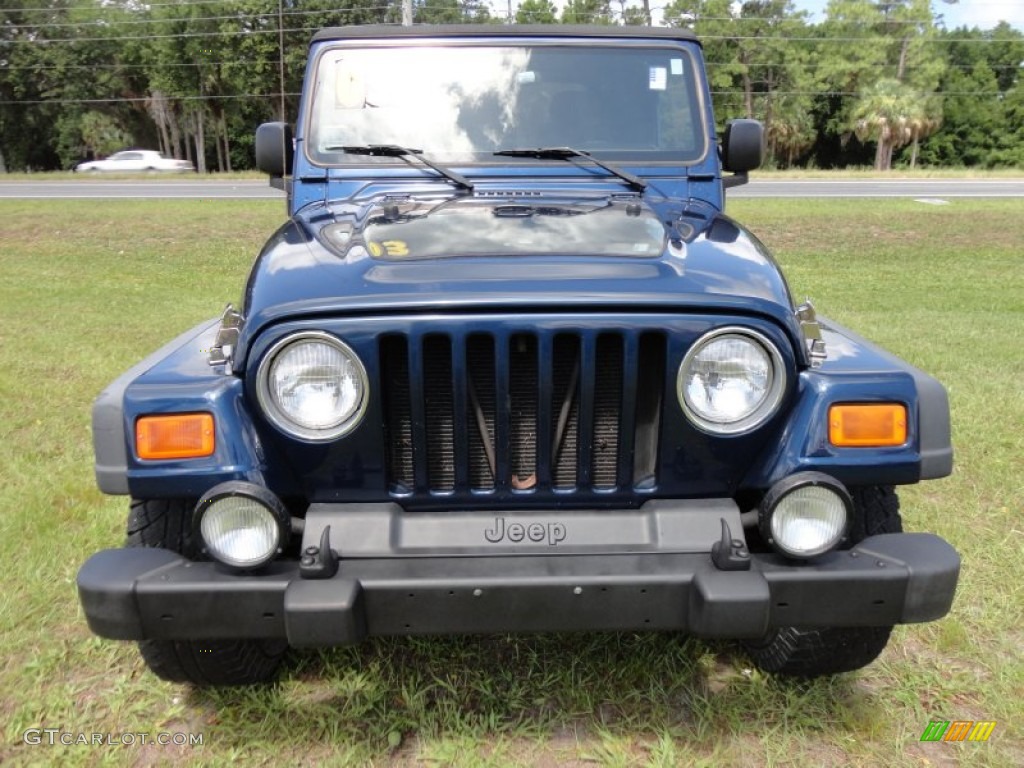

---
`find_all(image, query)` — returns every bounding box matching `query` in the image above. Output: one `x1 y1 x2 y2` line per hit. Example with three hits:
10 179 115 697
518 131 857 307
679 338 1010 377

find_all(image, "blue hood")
238 193 799 359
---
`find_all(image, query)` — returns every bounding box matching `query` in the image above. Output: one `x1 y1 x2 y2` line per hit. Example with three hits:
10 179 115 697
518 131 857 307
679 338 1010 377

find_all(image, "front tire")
126 498 288 686
745 486 902 678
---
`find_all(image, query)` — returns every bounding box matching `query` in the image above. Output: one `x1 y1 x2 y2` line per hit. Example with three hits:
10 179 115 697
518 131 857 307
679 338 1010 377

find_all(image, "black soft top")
311 24 698 44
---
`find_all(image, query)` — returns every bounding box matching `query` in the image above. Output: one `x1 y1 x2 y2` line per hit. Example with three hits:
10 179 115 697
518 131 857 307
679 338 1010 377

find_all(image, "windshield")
307 43 706 165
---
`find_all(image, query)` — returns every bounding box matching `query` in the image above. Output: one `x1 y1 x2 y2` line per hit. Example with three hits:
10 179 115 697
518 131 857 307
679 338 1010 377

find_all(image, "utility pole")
402 0 413 26
278 0 286 121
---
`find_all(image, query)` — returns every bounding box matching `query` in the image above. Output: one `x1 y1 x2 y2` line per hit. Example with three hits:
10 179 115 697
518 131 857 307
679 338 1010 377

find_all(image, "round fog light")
759 473 851 559
194 482 290 570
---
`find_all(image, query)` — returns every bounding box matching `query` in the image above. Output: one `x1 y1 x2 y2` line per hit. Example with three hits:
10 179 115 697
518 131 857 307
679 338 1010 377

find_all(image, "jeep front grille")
379 329 665 496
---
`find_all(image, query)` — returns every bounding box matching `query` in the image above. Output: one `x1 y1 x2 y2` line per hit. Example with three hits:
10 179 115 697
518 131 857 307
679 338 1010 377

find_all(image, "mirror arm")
722 171 749 190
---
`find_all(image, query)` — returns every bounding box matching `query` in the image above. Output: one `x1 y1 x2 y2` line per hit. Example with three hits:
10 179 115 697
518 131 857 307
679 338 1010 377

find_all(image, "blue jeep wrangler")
77 25 959 686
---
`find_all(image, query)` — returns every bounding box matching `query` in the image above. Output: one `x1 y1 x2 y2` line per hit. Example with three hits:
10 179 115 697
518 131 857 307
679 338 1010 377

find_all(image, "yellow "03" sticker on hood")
367 240 410 258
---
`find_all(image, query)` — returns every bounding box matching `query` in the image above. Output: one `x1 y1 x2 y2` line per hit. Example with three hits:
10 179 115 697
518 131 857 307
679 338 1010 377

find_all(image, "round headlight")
195 482 290 570
257 331 368 441
677 327 786 434
759 473 851 559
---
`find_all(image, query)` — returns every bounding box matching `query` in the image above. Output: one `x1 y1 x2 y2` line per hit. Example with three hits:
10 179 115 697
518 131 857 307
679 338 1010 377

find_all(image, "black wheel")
745 486 902 678
137 637 288 687
126 498 288 686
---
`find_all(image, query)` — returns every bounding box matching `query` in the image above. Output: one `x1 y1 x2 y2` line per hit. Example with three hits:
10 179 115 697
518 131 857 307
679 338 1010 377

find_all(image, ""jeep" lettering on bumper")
484 517 566 546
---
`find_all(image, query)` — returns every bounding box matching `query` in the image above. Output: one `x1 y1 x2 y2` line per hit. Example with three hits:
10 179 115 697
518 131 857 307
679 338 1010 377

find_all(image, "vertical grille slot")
423 335 454 491
551 334 581 488
508 333 538 488
380 335 413 492
633 332 665 489
466 334 496 490
592 334 623 489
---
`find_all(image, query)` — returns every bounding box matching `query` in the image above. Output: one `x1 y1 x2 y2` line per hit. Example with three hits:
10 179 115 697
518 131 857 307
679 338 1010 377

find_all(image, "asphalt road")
0 180 283 199
729 179 1024 198
1 178 1023 199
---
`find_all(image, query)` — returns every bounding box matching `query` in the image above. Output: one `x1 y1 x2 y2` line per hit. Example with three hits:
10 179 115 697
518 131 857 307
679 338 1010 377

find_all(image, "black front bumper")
78 532 959 647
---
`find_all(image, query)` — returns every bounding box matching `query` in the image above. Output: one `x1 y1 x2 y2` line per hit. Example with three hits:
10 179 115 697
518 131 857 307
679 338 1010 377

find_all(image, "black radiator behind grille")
551 335 580 489
509 334 538 487
466 334 496 489
423 335 455 491
379 329 665 497
380 335 412 489
592 334 624 488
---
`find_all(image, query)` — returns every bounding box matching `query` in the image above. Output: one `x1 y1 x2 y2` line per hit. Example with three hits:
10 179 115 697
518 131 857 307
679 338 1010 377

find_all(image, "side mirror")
721 119 764 173
255 122 294 177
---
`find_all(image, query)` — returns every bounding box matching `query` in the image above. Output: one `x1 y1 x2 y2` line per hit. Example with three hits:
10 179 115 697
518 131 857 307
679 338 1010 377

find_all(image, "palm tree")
851 78 941 170
906 97 942 168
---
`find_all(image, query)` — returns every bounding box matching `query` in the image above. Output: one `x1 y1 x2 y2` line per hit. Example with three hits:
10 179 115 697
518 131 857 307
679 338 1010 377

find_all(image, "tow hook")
300 525 339 579
711 518 750 571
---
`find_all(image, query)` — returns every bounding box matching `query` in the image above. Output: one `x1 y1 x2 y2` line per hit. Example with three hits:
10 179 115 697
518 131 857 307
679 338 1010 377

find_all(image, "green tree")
663 0 816 166
733 1 816 166
561 0 612 24
416 0 492 24
917 23 1024 168
851 77 938 169
810 0 946 168
621 5 652 25
663 0 746 120
78 111 133 157
991 83 1024 166
516 0 558 23
0 0 153 170
0 0 53 170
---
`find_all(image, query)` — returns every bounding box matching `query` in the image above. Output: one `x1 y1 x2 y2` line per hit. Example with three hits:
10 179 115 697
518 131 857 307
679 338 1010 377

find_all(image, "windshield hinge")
796 300 827 368
208 304 243 369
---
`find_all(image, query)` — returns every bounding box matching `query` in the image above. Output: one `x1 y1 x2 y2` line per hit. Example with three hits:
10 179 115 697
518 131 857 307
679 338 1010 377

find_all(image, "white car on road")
74 150 194 173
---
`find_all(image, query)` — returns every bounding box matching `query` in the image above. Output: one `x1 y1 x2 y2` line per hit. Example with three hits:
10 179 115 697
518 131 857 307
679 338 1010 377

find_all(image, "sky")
789 0 1024 31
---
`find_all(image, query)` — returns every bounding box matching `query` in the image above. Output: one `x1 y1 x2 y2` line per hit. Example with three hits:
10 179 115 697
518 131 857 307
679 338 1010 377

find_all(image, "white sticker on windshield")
670 59 683 76
649 67 667 91
334 60 366 109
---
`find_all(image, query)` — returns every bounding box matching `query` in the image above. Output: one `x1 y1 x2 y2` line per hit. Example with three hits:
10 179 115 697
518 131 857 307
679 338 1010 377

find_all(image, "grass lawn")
750 168 1024 179
0 197 1021 767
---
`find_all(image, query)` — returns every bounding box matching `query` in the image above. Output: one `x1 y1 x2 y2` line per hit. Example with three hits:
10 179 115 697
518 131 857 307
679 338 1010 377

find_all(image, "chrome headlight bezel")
256 331 369 442
676 326 787 435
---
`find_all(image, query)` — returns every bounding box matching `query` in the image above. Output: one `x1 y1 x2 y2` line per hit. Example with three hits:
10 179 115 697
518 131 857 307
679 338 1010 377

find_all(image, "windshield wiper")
493 147 647 192
327 144 474 192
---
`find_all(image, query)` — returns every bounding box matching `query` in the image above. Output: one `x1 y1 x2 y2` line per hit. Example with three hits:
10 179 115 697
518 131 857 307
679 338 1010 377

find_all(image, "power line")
711 89 1004 96
3 23 331 44
0 92 300 106
0 11 958 28
0 3 1021 41
0 87 1010 106
0 5 358 30
1 60 282 71
0 0 243 13
6 23 1023 45
3 52 1020 72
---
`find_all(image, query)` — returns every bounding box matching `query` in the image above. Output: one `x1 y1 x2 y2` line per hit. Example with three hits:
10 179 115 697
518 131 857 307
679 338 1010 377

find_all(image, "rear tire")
745 486 902 678
126 498 288 686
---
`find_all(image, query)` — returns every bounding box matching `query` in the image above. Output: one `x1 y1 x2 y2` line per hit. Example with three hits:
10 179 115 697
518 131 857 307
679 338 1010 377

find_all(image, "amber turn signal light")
829 403 907 447
136 413 215 460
